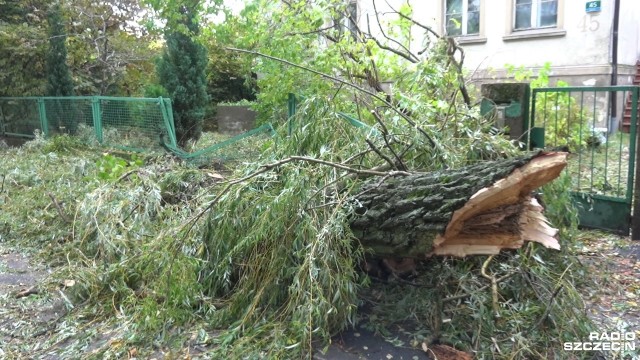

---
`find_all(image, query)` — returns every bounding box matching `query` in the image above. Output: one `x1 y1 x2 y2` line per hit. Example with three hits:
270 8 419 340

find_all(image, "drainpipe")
610 0 620 129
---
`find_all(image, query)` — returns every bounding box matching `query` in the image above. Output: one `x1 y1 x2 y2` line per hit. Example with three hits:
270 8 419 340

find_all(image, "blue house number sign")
586 1 601 13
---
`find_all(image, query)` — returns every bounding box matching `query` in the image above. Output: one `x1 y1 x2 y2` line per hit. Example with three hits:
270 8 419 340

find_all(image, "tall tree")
0 0 49 96
66 0 158 95
157 5 208 147
46 2 74 97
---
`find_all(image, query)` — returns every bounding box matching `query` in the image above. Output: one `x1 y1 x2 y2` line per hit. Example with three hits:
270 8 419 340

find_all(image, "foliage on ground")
0 118 597 359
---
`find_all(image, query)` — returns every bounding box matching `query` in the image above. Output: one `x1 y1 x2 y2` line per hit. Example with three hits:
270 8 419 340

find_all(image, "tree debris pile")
0 128 596 359
0 0 600 357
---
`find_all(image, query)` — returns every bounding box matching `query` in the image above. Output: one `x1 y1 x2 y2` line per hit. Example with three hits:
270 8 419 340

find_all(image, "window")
514 0 557 30
333 1 358 39
346 1 358 37
445 0 480 36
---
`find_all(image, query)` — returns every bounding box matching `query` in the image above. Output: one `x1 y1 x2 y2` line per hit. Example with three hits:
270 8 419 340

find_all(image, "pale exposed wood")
432 152 567 257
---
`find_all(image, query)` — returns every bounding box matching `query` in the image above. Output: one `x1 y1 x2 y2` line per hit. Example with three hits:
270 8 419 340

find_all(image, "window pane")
446 0 462 14
539 0 557 27
515 3 531 29
347 2 357 34
446 14 463 35
467 11 480 34
516 0 532 4
467 0 480 13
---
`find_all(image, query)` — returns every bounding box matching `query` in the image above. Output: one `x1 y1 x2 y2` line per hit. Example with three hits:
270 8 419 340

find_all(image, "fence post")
159 97 178 148
287 93 296 136
37 98 49 137
630 87 640 239
91 96 103 143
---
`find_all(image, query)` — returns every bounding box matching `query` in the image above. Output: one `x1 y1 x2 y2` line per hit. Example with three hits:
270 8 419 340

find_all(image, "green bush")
95 153 144 181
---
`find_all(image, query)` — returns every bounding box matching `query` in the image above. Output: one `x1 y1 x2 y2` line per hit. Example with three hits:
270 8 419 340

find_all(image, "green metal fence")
0 96 177 151
0 96 276 162
529 86 638 234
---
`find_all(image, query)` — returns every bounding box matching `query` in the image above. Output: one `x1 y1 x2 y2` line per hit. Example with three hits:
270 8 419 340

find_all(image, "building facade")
355 0 640 126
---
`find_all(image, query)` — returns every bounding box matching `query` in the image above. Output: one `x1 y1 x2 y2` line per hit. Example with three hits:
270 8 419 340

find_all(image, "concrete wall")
215 106 257 135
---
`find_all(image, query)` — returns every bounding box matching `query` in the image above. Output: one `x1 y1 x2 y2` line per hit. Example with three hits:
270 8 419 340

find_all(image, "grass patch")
566 132 632 197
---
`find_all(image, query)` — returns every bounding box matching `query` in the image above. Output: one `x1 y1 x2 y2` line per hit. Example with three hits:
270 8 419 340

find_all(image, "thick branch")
351 152 567 258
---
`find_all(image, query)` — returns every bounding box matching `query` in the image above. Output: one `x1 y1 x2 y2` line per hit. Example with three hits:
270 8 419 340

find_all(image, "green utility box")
480 83 530 142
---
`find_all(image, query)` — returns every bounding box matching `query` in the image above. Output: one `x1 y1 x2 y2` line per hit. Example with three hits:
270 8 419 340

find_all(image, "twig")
480 255 500 318
341 148 373 164
362 11 418 63
384 0 441 39
15 286 39 298
366 139 397 170
1 174 5 193
522 262 572 335
529 284 563 332
47 192 70 224
285 24 337 37
369 109 407 170
446 38 471 107
116 168 139 182
303 173 349 210
370 109 390 135
371 0 419 63
122 203 141 223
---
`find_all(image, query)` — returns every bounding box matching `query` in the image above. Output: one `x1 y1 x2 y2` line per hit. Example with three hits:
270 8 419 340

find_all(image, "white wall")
462 0 613 71
357 0 640 78
618 0 640 66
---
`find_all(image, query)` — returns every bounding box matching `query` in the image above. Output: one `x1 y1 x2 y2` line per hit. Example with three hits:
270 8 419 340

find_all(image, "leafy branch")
226 47 441 154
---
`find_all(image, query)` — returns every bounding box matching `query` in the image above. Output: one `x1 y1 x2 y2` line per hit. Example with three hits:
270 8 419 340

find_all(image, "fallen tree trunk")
351 152 567 258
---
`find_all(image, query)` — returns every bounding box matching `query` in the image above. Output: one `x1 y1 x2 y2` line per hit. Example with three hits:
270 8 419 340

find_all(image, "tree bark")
351 152 567 258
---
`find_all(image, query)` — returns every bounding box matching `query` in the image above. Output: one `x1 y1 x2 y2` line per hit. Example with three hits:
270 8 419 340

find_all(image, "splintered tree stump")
351 152 567 258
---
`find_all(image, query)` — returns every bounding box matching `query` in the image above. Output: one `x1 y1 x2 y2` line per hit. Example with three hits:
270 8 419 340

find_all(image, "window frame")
504 0 565 41
513 0 558 31
444 0 481 37
332 1 358 40
443 0 486 43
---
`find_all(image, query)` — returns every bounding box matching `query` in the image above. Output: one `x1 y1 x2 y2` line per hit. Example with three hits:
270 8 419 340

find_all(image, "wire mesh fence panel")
99 98 170 151
0 98 41 138
0 96 176 151
183 124 275 167
43 97 93 136
1 95 277 170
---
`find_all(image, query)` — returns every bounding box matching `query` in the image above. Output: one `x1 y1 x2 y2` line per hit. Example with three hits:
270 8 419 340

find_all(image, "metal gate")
529 86 638 234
